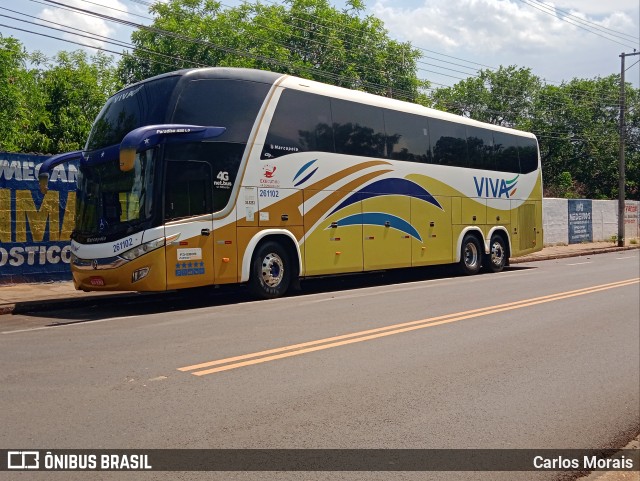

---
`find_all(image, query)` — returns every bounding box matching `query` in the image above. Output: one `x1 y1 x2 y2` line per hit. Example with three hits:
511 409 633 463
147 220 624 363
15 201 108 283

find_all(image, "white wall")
543 198 640 245
542 198 569 245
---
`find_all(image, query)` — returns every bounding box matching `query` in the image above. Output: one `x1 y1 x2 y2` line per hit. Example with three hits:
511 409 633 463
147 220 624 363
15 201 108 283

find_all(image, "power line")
34 0 439 94
516 0 637 50
526 0 639 43
0 10 208 69
6 0 637 113
118 0 633 97
74 0 639 103
21 0 640 96
36 0 634 100
76 0 150 21
3 24 635 151
43 0 438 102
20 0 632 107
119 0 493 84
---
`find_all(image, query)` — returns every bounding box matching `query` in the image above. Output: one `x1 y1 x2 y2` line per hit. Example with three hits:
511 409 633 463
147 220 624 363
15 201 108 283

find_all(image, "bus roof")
113 67 284 97
278 74 537 140
117 67 536 140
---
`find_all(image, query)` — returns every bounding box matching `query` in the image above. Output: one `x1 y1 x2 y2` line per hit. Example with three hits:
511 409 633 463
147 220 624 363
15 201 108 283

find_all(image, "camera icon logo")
7 451 39 470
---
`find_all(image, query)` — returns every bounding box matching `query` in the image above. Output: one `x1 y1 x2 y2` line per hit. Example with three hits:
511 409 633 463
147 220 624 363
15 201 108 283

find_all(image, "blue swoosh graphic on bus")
294 167 318 187
332 212 422 242
328 178 442 216
293 159 318 186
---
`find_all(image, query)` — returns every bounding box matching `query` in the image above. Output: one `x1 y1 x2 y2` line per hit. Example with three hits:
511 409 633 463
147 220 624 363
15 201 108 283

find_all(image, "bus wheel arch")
242 230 301 298
456 228 484 275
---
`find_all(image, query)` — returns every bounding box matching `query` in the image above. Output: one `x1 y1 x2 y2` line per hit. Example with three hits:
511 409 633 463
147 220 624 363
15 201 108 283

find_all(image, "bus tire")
459 234 482 275
249 241 291 299
486 233 507 273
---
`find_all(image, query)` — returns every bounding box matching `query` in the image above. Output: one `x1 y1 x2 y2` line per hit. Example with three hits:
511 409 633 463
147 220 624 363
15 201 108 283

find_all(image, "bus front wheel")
459 234 482 275
249 241 291 299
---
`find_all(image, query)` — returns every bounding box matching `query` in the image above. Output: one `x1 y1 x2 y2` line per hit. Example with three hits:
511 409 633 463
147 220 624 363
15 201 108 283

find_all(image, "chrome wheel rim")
491 241 504 267
464 242 479 269
261 253 284 287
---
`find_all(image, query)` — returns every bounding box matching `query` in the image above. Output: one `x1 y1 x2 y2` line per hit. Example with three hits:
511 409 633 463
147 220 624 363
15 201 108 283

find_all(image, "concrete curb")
510 245 639 264
0 292 147 316
0 292 144 315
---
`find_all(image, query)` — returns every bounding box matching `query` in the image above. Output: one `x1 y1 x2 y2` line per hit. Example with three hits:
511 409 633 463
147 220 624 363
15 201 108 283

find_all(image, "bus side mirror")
118 124 226 172
119 149 136 172
38 150 84 194
38 173 50 195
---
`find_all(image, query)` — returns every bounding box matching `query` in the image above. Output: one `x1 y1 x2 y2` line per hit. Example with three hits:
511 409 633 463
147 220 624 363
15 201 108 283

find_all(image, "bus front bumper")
72 247 167 292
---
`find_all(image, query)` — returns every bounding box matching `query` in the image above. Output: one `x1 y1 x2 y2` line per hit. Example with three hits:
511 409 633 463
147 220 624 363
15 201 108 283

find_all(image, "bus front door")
163 160 216 289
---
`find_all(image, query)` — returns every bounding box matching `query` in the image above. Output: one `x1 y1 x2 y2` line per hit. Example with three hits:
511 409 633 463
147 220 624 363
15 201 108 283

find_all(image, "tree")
623 84 640 199
37 50 119 153
118 0 428 102
430 66 541 127
0 35 48 152
0 36 119 154
529 76 637 200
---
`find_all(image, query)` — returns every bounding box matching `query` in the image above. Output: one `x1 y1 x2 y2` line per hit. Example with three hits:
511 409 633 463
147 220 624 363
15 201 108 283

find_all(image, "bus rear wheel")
249 241 291 299
459 234 482 275
486 234 507 273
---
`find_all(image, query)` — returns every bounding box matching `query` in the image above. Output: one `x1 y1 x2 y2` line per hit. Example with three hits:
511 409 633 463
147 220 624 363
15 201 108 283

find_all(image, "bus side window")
466 126 495 171
332 99 386 158
493 132 520 173
428 118 468 167
165 160 213 220
518 137 538 174
383 109 429 163
263 90 333 159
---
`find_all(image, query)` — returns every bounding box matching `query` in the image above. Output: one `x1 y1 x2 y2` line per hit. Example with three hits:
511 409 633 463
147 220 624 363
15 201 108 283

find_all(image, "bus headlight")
121 237 166 261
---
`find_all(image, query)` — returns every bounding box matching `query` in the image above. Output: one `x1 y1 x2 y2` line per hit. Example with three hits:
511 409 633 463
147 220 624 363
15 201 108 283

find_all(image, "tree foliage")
431 66 541 128
0 35 47 152
529 76 637 200
0 36 119 154
36 50 119 153
117 0 428 102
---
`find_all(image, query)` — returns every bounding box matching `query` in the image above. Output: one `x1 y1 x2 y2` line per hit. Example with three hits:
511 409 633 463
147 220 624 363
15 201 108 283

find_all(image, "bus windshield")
74 149 158 243
85 75 179 151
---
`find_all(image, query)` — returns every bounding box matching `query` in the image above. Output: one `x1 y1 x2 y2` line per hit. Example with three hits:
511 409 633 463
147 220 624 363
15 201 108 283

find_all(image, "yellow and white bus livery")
39 67 543 299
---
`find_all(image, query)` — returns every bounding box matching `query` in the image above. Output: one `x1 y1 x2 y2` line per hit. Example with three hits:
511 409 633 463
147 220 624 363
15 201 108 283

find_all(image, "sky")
1 0 639 90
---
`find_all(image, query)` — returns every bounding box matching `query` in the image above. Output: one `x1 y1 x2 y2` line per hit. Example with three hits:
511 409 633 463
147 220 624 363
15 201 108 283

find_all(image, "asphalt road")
1 251 639 481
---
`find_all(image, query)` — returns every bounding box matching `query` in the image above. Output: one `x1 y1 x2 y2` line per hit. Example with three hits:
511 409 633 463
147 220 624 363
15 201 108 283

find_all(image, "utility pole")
618 50 639 247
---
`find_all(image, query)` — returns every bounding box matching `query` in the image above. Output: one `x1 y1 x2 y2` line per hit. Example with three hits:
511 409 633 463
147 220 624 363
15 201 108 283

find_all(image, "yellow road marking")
178 278 639 377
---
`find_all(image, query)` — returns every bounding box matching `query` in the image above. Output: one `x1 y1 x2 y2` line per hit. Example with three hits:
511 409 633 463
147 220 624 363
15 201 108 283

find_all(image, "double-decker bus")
39 67 543 299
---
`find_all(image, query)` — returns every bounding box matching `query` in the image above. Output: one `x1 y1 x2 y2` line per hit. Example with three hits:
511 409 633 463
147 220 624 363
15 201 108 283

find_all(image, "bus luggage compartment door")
363 195 411 270
303 189 363 276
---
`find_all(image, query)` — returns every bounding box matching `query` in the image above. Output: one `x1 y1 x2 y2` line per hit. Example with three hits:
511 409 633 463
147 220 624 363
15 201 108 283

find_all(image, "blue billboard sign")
568 199 593 244
0 152 77 284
